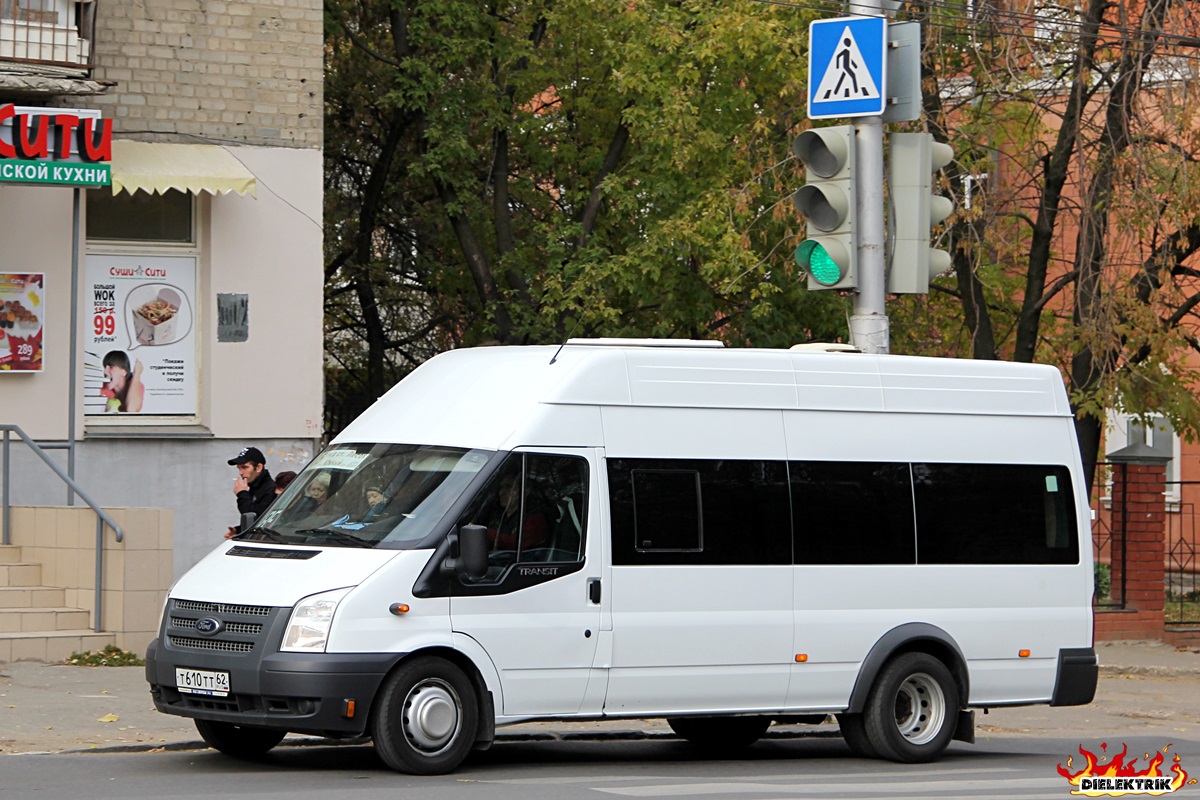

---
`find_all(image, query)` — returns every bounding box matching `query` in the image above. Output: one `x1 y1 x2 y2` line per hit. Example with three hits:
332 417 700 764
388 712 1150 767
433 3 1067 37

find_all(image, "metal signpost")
807 14 888 353
808 16 888 120
800 9 941 354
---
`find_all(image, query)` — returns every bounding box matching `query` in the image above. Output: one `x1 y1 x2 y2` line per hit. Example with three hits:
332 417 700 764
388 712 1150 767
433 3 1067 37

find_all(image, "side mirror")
457 524 488 579
441 524 488 581
239 512 257 532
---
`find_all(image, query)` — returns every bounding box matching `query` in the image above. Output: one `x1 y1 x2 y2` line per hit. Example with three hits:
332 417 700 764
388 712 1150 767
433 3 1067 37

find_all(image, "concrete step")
0 562 41 587
0 544 22 564
0 607 91 633
0 630 116 663
0 586 67 608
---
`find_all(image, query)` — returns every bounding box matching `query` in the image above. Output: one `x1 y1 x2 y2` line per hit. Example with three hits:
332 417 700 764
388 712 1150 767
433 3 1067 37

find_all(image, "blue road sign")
808 16 887 120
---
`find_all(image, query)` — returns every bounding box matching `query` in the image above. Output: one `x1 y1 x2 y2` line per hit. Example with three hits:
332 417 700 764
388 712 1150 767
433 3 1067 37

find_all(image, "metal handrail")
1 424 123 633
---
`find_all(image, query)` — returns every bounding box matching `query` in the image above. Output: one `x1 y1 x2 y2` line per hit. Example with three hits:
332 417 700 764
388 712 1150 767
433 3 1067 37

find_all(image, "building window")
86 189 193 243
84 189 200 419
1104 412 1181 506
1032 4 1078 54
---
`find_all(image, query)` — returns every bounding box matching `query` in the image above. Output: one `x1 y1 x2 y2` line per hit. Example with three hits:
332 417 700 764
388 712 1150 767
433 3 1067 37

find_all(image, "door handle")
588 578 601 604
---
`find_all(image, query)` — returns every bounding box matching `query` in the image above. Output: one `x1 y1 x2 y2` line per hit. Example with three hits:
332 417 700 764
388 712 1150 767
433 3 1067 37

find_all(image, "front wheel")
194 719 286 758
372 655 479 775
667 716 771 751
862 652 959 763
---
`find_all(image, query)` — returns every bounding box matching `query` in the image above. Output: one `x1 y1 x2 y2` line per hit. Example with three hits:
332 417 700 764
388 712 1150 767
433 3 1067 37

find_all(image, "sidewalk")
1 640 1198 756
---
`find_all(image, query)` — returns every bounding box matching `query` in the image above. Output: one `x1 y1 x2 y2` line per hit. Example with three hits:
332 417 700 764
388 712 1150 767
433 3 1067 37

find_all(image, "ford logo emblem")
195 617 223 636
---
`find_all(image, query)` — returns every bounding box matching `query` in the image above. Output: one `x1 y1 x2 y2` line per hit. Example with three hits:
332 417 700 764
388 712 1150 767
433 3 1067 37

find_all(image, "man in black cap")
225 446 276 539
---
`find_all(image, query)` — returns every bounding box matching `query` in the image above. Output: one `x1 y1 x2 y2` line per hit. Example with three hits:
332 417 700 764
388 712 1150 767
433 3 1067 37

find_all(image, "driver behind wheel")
478 470 548 553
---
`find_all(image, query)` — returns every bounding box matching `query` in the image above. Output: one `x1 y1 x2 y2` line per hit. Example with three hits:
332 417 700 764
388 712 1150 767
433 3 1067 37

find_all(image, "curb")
1100 664 1200 678
60 727 842 757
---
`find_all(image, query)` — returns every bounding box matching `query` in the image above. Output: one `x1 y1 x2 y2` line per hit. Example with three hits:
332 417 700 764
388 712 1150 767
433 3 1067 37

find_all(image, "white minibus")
145 340 1098 774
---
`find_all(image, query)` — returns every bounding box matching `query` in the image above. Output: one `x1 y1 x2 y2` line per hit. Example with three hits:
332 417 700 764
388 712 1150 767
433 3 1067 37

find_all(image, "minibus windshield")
241 444 493 549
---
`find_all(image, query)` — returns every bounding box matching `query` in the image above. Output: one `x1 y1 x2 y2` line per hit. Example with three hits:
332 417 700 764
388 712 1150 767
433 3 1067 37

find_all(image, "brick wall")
1095 462 1167 641
82 0 323 149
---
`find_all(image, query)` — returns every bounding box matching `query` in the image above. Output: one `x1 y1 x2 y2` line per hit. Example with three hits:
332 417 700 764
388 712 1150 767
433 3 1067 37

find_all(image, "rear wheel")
863 652 959 763
371 655 478 775
194 719 286 758
667 716 771 751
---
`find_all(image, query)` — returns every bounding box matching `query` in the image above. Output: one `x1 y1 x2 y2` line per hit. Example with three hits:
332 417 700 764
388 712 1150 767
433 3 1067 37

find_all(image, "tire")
371 655 479 775
862 652 959 763
835 713 877 758
667 716 771 751
194 719 286 758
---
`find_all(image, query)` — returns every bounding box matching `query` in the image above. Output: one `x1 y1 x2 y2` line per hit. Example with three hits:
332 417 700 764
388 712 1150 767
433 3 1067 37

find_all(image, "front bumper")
145 598 404 736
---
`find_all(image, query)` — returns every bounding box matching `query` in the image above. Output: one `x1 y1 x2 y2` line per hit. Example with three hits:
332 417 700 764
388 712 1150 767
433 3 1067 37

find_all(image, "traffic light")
886 132 954 294
792 125 856 290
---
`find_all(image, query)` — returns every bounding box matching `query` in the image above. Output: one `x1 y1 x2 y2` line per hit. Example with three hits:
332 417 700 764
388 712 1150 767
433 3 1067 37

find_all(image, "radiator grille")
164 599 284 656
169 635 255 653
174 599 270 616
171 617 262 635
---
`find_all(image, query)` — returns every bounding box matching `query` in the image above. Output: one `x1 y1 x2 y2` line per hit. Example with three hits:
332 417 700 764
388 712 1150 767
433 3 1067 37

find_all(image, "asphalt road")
2 732 1198 800
4 644 1200 798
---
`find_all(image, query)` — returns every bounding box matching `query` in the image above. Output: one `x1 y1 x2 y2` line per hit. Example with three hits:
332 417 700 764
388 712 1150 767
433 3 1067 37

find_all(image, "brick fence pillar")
1094 446 1168 642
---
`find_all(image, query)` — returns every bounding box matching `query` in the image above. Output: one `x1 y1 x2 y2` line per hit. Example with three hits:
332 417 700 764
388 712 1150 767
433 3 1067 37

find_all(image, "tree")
322 0 849 427
890 0 1200 492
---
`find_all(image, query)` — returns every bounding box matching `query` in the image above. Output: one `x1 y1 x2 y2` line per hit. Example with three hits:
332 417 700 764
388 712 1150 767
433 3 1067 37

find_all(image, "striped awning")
109 140 257 197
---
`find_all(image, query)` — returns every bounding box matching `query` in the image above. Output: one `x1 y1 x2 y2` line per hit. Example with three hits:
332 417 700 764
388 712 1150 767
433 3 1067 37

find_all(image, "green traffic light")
795 240 843 286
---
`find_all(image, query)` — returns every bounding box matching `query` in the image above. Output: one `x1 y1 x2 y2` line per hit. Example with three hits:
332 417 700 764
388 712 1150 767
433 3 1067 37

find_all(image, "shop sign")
0 273 44 372
0 159 110 187
0 104 113 188
83 256 196 414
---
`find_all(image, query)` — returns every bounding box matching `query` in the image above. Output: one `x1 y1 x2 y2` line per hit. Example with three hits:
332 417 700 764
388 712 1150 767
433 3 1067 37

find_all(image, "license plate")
175 667 231 697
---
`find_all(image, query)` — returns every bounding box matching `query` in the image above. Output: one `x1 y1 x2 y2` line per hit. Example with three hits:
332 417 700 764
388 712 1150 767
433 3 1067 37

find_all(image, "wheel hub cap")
893 671 945 746
403 680 461 753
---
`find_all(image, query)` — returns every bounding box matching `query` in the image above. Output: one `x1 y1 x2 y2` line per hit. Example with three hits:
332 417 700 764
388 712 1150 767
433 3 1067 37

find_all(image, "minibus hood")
169 542 410 606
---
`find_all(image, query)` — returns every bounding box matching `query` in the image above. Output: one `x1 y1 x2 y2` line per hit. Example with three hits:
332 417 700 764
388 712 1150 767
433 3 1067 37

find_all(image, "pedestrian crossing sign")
808 16 887 120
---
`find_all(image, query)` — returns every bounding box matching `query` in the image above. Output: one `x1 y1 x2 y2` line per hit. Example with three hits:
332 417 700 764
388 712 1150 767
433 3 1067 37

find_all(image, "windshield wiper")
237 526 290 543
295 528 375 548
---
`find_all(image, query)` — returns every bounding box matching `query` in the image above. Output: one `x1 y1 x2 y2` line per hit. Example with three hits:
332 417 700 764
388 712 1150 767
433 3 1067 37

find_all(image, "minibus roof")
333 340 1071 450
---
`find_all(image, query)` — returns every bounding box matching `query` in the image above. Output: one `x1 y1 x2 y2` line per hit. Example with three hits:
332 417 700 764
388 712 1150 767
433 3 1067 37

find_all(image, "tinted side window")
461 453 589 576
791 461 915 564
913 463 1078 564
609 459 791 566
633 470 702 552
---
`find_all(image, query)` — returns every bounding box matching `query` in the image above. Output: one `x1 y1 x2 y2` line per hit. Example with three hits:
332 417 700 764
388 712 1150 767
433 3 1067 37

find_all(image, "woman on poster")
101 350 145 412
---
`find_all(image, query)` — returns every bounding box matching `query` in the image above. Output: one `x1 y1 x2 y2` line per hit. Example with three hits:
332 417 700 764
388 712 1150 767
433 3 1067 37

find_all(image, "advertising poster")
84 255 196 415
0 273 44 372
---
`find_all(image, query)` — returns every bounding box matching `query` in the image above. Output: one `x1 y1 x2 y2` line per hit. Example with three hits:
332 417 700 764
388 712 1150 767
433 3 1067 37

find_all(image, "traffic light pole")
850 0 888 354
852 116 887 354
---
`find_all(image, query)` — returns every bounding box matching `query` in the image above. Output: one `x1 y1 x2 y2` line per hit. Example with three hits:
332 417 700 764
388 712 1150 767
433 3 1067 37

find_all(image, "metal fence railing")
0 0 96 73
1091 463 1124 610
1 424 122 633
1164 482 1200 626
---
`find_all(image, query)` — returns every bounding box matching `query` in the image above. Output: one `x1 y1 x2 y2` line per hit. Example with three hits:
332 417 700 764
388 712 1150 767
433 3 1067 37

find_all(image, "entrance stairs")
0 543 113 662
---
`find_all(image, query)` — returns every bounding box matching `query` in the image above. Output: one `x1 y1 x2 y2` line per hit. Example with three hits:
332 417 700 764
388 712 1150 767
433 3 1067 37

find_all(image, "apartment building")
0 0 324 574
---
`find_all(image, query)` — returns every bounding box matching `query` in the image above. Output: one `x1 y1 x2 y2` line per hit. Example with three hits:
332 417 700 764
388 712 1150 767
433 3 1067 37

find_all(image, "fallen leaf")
97 713 119 723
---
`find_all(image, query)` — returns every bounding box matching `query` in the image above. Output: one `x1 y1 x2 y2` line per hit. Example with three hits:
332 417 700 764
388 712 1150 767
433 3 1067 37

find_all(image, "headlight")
281 587 352 653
